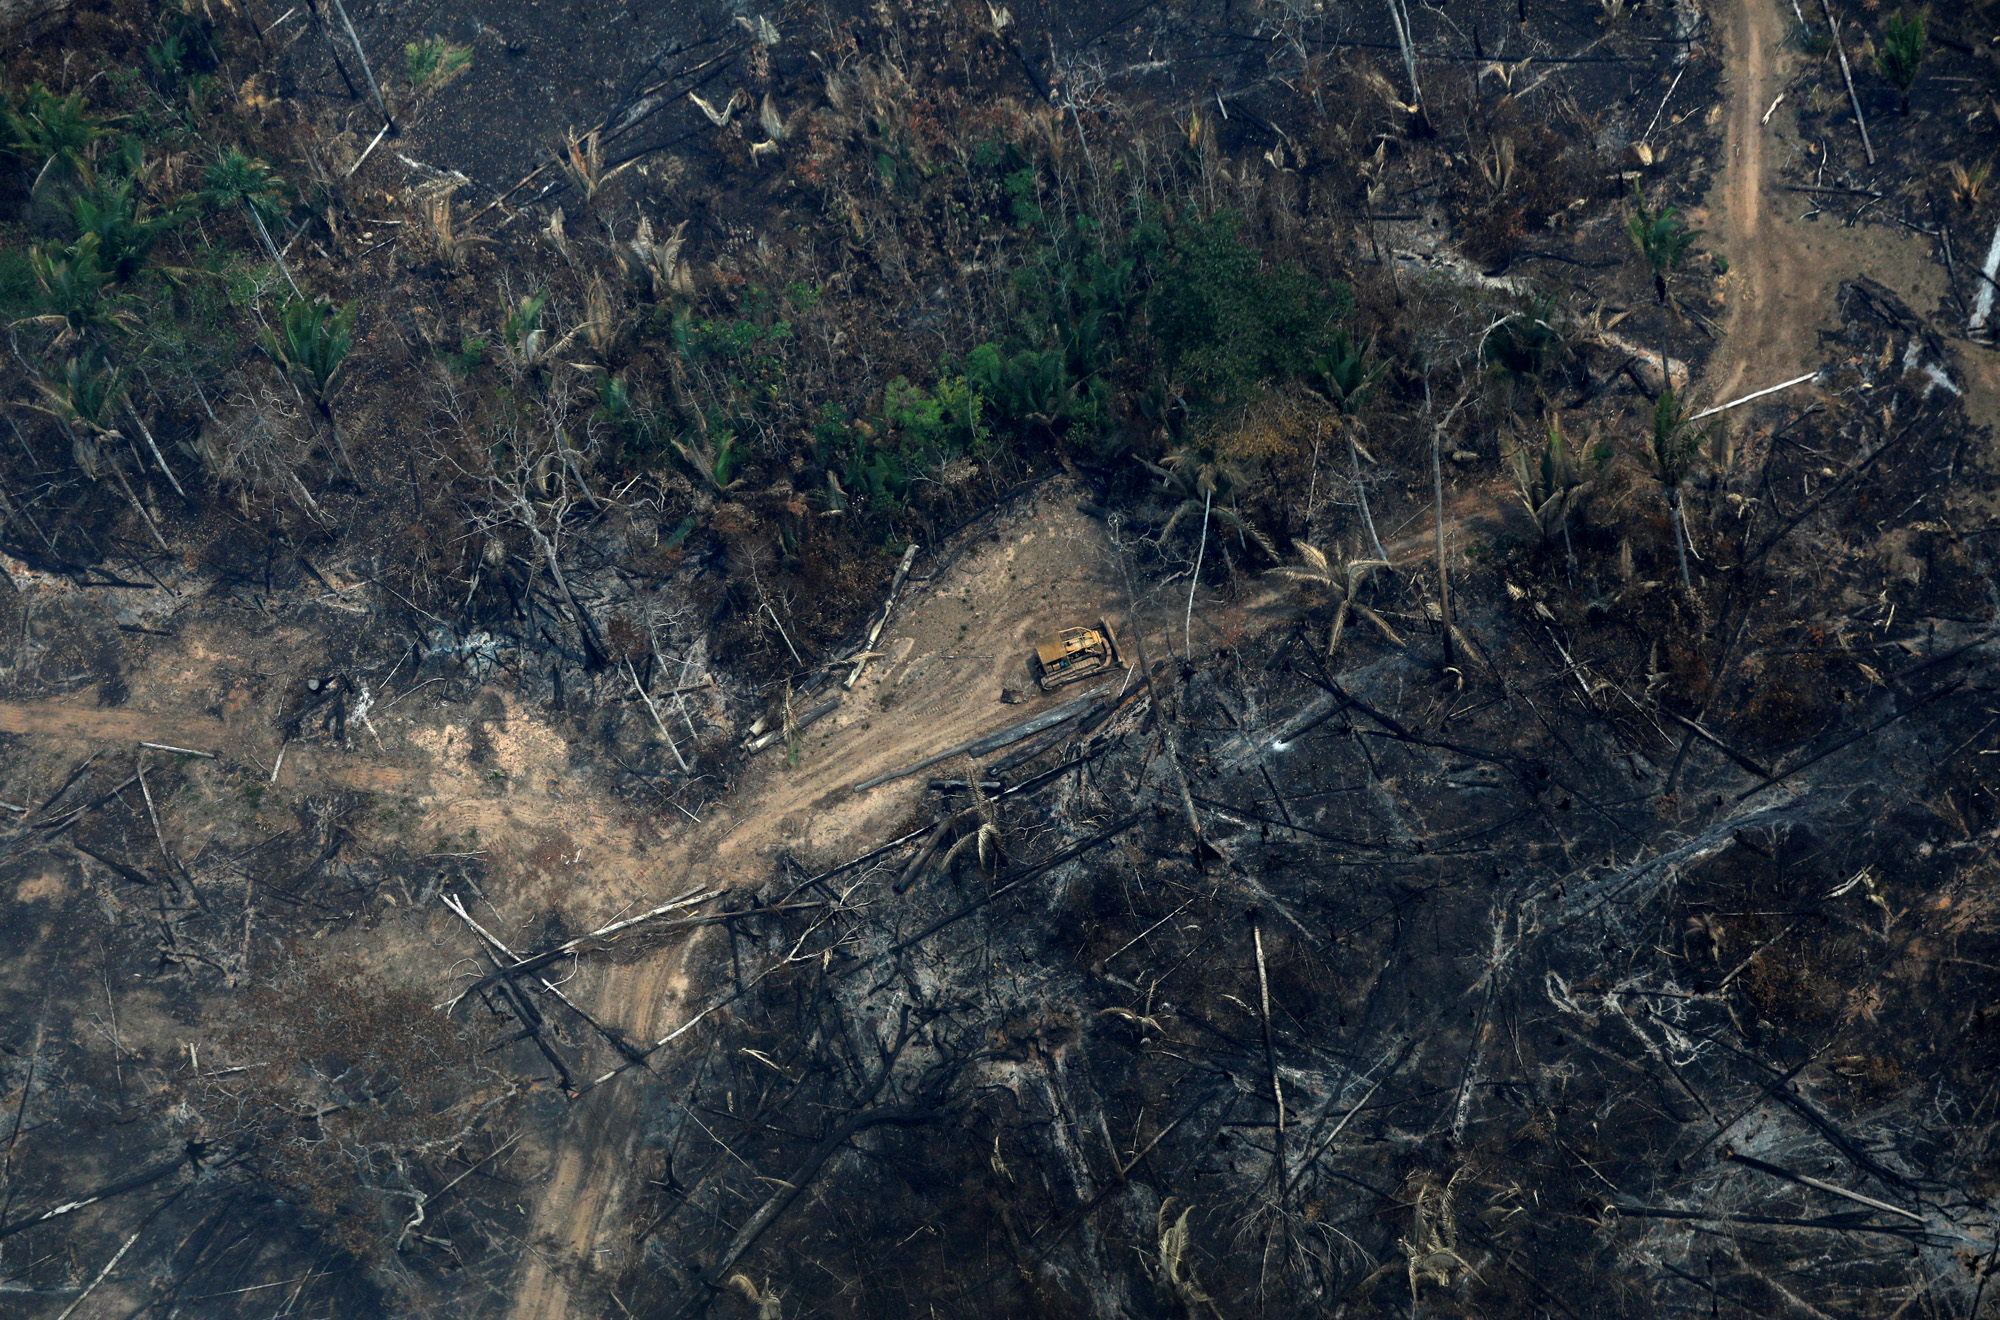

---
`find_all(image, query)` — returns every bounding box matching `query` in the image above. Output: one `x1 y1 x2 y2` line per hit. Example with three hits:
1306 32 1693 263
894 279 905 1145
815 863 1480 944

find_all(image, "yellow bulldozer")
1032 621 1122 691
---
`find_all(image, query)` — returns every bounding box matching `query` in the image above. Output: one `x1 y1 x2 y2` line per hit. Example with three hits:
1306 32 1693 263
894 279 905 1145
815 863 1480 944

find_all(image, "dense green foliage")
1143 210 1351 401
1878 7 1928 108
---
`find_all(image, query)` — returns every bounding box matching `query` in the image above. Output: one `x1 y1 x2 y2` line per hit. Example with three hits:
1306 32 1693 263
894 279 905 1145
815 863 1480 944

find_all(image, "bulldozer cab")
1032 623 1120 691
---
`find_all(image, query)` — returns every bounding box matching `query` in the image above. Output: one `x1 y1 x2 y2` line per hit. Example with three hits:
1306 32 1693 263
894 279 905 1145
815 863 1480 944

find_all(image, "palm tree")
260 295 356 408
71 141 185 284
1313 326 1387 417
1505 413 1589 576
1646 388 1706 590
937 770 1004 878
1142 443 1275 554
1268 542 1405 659
1146 441 1276 654
1627 186 1703 307
893 763 1005 894
202 147 297 294
30 345 124 476
1877 8 1928 115
259 295 358 472
25 232 134 344
30 346 170 549
1309 328 1393 563
3 81 103 196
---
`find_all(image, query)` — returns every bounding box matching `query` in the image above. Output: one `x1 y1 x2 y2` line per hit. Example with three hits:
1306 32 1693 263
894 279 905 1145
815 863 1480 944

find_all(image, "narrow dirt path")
1706 0 1808 406
1702 0 1977 420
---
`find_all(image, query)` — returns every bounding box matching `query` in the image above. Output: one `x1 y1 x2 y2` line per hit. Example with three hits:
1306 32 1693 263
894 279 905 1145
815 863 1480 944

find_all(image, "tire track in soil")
497 493 1133 1319
1703 0 1988 427
0 492 1134 1319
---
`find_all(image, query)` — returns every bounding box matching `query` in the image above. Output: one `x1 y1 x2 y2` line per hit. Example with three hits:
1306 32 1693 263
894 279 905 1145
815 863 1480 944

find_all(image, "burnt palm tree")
1268 542 1405 659
1506 413 1590 576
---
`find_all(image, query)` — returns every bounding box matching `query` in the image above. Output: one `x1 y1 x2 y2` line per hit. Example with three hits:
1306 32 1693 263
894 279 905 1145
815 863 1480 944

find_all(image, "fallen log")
0 1157 185 1240
72 837 158 887
441 886 719 1008
1780 184 1882 200
442 894 652 1066
984 699 1106 774
1818 0 1875 165
1611 1204 1925 1236
743 697 839 754
845 542 920 690
1689 370 1821 421
848 685 1111 793
1725 1150 1923 1223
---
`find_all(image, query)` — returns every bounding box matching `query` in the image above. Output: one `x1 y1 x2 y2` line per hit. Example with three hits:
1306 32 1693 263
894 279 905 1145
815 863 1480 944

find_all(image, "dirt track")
0 485 1141 1316
494 487 1134 1317
1702 0 1988 426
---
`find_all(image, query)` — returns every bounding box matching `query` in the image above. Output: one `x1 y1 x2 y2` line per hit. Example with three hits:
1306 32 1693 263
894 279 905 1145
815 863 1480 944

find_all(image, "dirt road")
0 485 1138 1316
1703 0 1984 424
494 488 1131 1318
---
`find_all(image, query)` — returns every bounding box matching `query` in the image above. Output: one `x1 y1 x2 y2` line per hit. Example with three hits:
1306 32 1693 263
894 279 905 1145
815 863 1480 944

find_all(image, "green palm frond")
1878 8 1928 105
1648 388 1705 490
4 81 105 192
259 295 357 402
71 145 184 283
202 147 288 225
1312 326 1388 415
1628 186 1703 304
26 231 135 339
31 343 125 435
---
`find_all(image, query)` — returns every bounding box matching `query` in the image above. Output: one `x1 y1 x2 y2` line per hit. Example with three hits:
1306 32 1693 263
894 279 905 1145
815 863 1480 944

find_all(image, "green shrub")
259 295 356 404
1878 7 1928 111
0 248 39 315
1144 211 1350 402
202 147 288 226
1003 168 1045 228
445 335 487 376
146 8 220 96
1316 325 1389 412
1013 226 1136 378
1627 186 1703 305
27 232 131 336
405 37 473 92
71 141 184 283
814 374 989 517
3 82 104 188
882 374 988 462
966 341 1109 444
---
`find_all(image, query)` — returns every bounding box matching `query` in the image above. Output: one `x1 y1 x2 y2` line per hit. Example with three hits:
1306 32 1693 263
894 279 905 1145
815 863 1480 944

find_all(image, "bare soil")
3 482 1137 1318
498 483 1133 1317
1704 0 2000 435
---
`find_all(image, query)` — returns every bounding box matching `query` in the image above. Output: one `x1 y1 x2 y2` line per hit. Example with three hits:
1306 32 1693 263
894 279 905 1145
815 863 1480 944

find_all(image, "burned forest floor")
5 0 2000 1317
